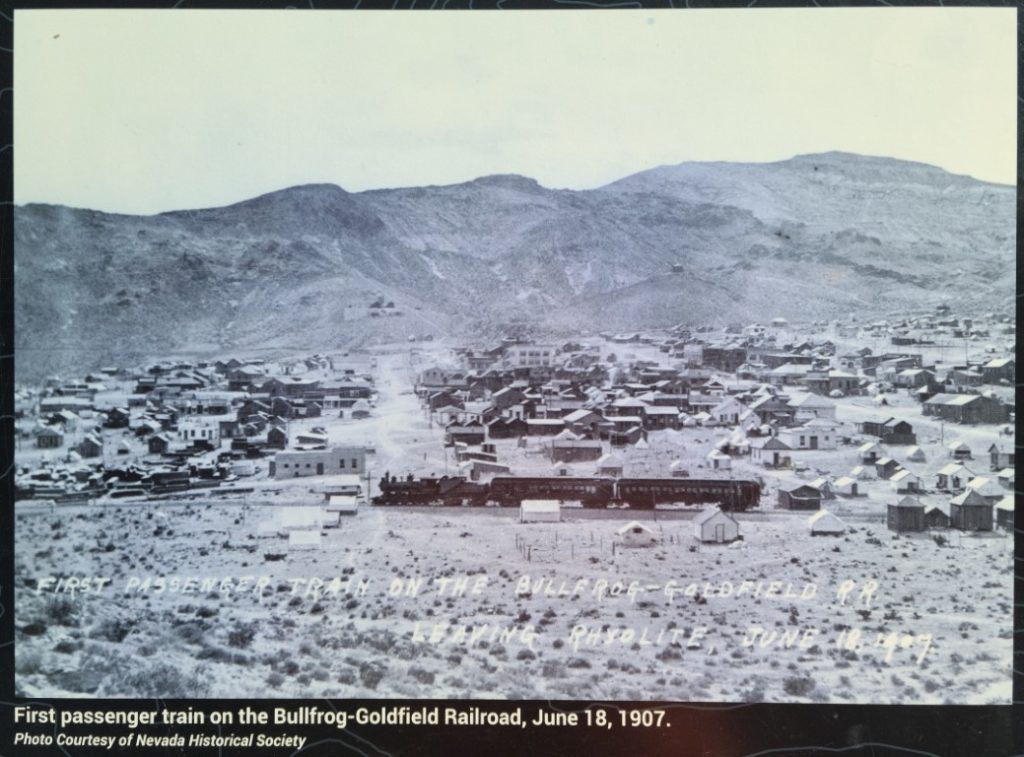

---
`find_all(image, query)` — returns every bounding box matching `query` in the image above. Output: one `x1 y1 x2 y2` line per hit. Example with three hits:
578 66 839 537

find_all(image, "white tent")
904 445 926 463
616 520 657 547
808 510 846 536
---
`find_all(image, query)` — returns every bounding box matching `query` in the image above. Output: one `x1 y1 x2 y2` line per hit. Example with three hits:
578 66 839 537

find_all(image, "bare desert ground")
14 496 1012 704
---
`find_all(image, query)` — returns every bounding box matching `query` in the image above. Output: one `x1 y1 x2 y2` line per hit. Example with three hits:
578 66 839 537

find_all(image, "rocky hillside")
15 152 1014 380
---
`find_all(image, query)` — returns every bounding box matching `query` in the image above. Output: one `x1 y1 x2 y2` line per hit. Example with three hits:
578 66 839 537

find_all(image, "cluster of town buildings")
13 305 1014 539
415 308 1014 535
14 353 374 502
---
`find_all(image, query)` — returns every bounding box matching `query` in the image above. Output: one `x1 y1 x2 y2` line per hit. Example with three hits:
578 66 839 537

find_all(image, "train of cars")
373 473 761 511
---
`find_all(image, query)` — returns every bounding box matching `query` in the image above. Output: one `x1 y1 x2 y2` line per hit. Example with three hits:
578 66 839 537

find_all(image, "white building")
520 499 561 523
270 446 366 480
504 344 558 369
693 507 740 544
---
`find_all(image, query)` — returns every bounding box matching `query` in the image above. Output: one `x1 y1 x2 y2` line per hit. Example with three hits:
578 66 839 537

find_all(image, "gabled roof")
694 507 737 526
808 510 845 530
937 462 975 477
894 496 925 508
949 488 990 507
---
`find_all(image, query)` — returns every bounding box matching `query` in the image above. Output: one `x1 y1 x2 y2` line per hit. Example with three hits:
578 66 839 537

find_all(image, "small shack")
858 441 883 464
947 440 972 461
777 483 822 510
833 476 858 496
809 477 836 500
887 497 926 533
995 495 1013 531
520 499 561 524
889 469 923 494
693 507 740 544
874 457 902 480
924 503 951 530
936 463 976 492
949 488 993 531
808 509 846 536
35 426 65 449
616 520 657 548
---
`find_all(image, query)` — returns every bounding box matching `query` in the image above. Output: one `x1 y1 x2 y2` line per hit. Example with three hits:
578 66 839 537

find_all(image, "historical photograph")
12 8 1015 702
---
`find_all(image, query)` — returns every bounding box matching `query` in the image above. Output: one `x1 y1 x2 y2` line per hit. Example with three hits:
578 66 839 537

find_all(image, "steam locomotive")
373 473 760 511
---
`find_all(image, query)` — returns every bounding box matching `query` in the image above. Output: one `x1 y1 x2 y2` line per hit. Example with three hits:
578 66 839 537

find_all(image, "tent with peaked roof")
808 509 846 536
616 521 657 547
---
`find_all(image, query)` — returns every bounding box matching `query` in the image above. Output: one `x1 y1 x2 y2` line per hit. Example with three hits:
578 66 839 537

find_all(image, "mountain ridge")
15 152 1014 381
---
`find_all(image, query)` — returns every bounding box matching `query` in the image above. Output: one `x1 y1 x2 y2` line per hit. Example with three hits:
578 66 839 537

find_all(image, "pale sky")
14 8 1017 215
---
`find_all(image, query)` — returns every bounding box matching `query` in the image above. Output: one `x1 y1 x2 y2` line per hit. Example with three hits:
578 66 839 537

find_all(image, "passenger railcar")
616 477 760 511
488 476 615 508
372 474 760 510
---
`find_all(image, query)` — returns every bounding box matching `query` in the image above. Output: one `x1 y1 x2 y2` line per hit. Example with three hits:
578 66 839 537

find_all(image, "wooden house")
924 503 950 529
923 393 1009 424
76 434 103 458
988 443 1015 471
486 417 529 439
148 434 171 455
887 497 926 533
446 423 486 446
266 426 288 450
874 457 902 480
751 437 791 468
981 358 1014 384
935 463 976 492
35 426 64 449
550 439 602 464
995 495 1013 531
860 417 916 445
777 483 822 510
949 488 993 531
